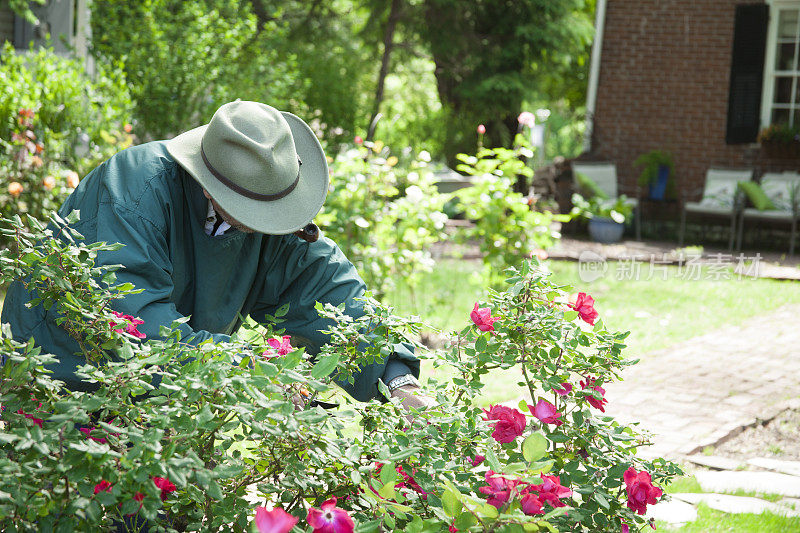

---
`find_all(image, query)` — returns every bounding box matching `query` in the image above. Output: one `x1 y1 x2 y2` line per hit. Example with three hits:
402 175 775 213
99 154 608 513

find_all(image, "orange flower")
30 155 43 168
66 170 80 188
43 176 56 190
124 123 133 133
8 182 23 197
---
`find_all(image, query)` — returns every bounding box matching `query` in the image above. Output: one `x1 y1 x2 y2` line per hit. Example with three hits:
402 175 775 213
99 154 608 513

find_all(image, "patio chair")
571 162 641 240
735 172 800 256
679 168 752 250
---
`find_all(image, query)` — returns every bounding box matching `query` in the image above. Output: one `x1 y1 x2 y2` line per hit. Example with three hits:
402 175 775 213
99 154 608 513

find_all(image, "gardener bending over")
2 101 427 409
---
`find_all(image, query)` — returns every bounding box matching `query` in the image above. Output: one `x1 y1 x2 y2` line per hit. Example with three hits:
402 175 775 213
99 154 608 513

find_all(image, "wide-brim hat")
166 101 328 234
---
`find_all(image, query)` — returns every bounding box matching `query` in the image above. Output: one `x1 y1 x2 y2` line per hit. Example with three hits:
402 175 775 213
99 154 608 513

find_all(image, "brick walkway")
603 304 800 460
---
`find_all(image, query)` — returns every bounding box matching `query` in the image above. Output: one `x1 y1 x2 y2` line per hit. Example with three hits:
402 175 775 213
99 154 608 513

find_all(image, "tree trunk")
367 0 402 142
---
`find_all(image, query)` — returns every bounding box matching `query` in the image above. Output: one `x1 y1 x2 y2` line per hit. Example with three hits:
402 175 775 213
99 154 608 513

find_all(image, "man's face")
202 190 256 234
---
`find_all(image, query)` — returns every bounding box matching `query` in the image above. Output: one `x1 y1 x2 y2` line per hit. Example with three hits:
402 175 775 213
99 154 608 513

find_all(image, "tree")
419 0 594 162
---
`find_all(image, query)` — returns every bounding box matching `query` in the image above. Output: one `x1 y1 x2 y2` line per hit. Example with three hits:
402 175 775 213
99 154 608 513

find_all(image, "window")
762 1 800 126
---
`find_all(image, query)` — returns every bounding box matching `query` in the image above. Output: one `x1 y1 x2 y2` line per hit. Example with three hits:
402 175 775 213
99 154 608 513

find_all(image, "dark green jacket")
1 142 418 401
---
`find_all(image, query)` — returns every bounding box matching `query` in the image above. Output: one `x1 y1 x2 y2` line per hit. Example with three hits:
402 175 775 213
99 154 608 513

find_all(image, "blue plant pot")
648 165 670 200
588 217 625 243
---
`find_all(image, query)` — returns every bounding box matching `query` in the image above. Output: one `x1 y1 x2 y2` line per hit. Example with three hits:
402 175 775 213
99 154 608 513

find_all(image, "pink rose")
471 303 498 332
517 111 536 128
477 124 486 135
553 382 572 396
267 335 293 355
470 454 485 467
569 292 599 325
354 136 363 145
530 399 563 426
110 310 146 339
621 524 629 533
623 467 662 515
255 506 298 533
483 405 527 443
306 497 354 533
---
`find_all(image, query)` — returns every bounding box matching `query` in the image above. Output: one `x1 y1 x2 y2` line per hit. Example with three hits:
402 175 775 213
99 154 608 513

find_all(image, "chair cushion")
760 172 800 212
575 171 609 200
698 168 751 209
741 207 795 220
739 181 775 211
684 202 733 215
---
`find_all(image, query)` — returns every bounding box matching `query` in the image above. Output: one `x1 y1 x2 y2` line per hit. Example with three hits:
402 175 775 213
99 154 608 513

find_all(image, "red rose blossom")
580 376 608 412
470 454 485 467
470 303 499 332
478 470 521 509
152 476 176 501
569 292 599 325
483 405 527 443
306 497 354 533
94 480 113 494
553 382 572 396
623 467 662 515
255 506 298 533
526 474 572 508
520 492 543 515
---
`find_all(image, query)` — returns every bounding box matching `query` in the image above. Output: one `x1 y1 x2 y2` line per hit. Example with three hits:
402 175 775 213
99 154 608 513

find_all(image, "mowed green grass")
387 258 800 360
385 258 800 404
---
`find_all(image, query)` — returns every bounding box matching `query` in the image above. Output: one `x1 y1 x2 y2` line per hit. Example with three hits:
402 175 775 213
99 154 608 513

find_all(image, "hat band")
201 143 300 202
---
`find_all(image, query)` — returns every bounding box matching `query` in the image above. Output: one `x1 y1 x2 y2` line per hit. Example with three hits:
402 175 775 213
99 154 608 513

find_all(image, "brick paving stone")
602 304 800 459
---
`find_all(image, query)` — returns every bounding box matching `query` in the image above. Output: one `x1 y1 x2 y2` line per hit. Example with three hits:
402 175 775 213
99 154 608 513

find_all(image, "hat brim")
166 111 329 235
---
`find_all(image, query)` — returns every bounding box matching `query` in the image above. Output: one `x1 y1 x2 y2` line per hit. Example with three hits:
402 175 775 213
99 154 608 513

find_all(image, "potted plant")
634 150 675 200
758 123 800 158
571 193 634 243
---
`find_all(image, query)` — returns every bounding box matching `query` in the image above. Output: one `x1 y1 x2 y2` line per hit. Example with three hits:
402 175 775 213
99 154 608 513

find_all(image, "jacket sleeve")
93 202 231 346
249 236 419 402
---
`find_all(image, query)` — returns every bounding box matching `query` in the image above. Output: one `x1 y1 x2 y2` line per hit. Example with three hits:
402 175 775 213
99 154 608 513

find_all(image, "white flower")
355 217 370 228
418 150 431 162
405 185 424 203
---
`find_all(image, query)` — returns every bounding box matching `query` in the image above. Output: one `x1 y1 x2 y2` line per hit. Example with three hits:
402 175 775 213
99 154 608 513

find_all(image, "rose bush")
452 134 568 278
319 140 449 300
0 213 680 531
0 44 134 245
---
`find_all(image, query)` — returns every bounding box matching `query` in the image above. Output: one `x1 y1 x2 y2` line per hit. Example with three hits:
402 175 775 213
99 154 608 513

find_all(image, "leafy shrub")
0 212 679 532
319 141 449 300
453 135 566 276
90 0 301 139
0 44 133 242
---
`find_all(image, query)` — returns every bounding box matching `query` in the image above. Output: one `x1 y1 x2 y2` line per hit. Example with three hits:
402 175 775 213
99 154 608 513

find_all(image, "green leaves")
311 353 340 379
522 433 549 462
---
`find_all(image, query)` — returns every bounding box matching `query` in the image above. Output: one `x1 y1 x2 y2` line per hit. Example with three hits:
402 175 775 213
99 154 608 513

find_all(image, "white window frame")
761 0 800 127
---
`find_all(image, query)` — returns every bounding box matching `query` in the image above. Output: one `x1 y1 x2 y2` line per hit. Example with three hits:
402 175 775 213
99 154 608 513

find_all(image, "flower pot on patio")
588 217 625 243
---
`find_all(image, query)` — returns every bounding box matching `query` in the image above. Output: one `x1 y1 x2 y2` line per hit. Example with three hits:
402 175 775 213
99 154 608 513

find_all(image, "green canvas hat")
166 101 329 234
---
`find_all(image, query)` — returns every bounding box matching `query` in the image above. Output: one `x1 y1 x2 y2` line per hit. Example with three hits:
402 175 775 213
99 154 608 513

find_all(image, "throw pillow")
739 181 775 211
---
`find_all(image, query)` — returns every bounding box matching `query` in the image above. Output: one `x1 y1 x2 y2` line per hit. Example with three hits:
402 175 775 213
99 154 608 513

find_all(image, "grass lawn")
656 475 800 532
385 257 800 405
386 258 800 360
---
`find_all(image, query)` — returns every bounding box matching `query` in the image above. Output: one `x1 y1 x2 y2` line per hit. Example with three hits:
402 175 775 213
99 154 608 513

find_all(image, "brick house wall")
589 0 798 204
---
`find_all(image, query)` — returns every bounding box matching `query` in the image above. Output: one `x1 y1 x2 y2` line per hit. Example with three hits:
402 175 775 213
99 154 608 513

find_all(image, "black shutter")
726 4 769 144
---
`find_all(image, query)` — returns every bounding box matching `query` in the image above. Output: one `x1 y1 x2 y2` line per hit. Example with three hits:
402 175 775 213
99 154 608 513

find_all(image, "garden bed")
713 408 800 461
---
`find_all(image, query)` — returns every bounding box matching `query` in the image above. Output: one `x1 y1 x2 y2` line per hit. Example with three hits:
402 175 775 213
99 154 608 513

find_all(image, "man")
2 101 425 406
